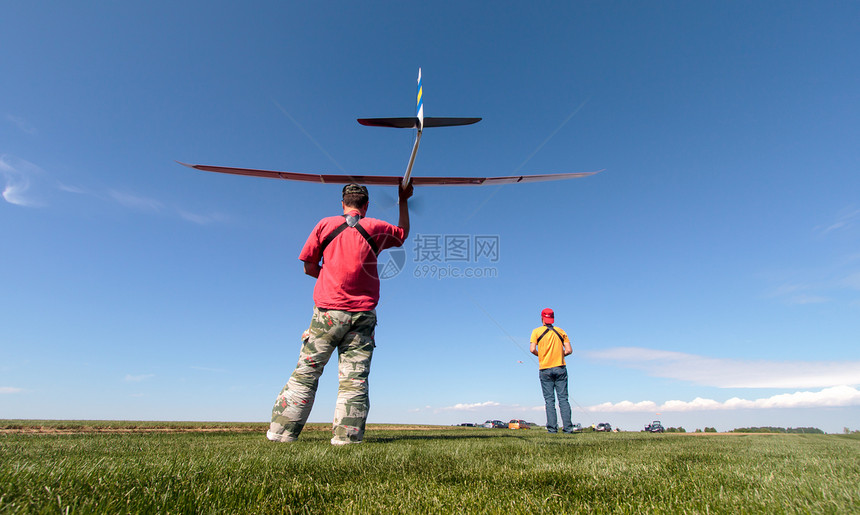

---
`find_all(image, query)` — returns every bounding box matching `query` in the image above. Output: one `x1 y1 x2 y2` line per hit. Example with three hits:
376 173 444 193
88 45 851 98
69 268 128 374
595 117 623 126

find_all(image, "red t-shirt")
299 212 406 311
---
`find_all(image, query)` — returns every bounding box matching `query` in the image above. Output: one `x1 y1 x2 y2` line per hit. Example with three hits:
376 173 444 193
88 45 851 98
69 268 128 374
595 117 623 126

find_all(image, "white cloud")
1 179 31 206
0 387 24 394
440 401 501 411
124 374 154 382
0 154 43 207
583 347 860 388
587 385 860 412
1 154 225 224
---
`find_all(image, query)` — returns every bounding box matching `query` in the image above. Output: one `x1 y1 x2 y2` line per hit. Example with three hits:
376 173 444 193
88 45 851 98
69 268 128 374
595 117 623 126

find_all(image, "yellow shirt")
530 325 571 370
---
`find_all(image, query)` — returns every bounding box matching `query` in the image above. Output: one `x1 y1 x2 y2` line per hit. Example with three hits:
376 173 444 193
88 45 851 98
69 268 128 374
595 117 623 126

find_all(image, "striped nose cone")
416 68 424 129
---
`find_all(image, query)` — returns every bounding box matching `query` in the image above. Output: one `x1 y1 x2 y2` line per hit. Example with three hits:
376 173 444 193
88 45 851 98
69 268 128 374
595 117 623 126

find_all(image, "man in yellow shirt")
529 308 574 433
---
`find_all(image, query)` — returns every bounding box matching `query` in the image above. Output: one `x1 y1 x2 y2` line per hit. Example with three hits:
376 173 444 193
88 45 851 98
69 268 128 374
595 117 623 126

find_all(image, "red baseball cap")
541 308 555 324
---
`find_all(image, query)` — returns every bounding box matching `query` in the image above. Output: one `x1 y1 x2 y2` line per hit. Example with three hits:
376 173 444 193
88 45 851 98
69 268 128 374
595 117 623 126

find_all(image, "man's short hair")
342 183 369 208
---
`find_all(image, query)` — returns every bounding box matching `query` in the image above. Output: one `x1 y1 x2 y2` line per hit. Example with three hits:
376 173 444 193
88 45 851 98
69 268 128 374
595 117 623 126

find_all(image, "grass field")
2 421 858 514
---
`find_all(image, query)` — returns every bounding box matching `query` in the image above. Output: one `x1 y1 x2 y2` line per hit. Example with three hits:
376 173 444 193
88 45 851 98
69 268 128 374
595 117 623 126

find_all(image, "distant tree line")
730 426 824 434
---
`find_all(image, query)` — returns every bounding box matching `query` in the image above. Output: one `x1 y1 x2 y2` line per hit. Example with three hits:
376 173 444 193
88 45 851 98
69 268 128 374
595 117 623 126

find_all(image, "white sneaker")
331 438 362 446
267 431 297 442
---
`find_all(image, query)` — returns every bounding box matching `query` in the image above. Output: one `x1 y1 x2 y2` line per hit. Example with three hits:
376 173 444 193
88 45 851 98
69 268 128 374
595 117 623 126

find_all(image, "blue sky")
2 2 859 433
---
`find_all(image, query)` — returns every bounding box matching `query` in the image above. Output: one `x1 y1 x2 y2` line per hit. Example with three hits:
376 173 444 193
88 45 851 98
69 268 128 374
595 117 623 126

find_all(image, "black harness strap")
318 215 379 261
353 223 380 256
537 326 564 344
319 222 349 255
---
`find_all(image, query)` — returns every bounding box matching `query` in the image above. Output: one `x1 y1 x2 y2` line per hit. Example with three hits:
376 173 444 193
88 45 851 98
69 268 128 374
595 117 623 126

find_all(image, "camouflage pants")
268 307 376 444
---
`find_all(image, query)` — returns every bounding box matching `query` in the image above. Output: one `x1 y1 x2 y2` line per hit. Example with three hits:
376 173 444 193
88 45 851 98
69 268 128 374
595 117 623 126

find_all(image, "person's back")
531 323 570 370
529 308 574 434
302 213 405 311
268 182 412 445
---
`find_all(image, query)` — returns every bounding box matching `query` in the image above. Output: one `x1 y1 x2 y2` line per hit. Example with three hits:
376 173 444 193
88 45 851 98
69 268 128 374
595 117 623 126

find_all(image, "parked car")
483 420 506 429
571 423 583 432
595 422 612 432
645 420 665 433
508 419 530 429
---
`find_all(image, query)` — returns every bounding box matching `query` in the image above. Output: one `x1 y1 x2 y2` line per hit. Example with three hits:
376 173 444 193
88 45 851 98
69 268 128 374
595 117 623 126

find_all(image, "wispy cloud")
1 153 227 224
109 190 164 212
440 401 502 411
0 154 43 207
785 293 830 305
57 183 90 195
124 374 154 382
0 387 24 394
584 346 860 388
764 212 860 305
817 207 860 235
178 210 230 225
587 385 860 412
767 282 833 305
5 114 37 135
108 191 230 225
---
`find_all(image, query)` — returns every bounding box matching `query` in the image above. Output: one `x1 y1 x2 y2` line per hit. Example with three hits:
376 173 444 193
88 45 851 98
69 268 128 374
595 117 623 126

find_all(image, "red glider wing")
179 162 602 186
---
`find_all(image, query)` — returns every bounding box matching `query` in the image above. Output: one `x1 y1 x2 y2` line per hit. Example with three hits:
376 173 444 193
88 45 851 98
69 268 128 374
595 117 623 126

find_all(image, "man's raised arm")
398 181 414 240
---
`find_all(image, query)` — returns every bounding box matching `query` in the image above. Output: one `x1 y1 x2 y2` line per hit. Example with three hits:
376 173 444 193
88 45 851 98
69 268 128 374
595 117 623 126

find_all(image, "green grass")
2 423 859 514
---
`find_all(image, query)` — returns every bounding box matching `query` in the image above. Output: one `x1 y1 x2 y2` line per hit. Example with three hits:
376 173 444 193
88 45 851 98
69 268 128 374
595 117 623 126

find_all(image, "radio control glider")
179 69 602 187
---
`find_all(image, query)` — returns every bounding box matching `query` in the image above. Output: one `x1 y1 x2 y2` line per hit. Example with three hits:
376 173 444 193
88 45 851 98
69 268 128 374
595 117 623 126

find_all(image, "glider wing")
413 170 603 185
357 117 482 128
177 162 404 185
178 162 602 186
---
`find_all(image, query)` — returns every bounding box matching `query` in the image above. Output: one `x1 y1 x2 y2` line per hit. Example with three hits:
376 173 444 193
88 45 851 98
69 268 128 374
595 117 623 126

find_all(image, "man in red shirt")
268 182 412 445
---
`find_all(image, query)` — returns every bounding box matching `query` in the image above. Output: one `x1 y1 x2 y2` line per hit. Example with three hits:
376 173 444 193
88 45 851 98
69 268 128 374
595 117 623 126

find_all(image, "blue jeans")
540 365 573 433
